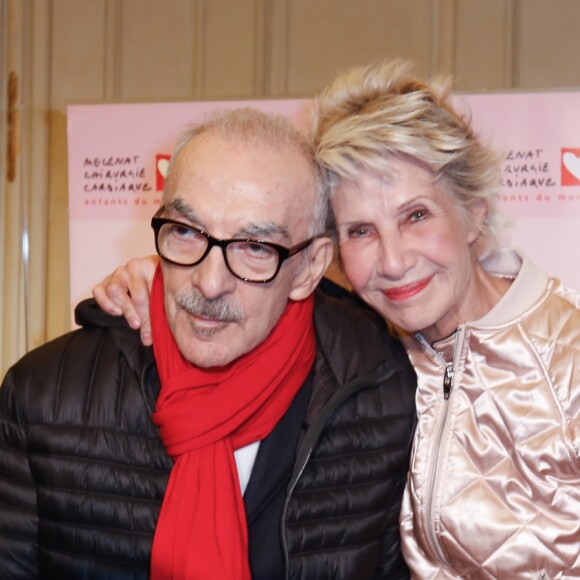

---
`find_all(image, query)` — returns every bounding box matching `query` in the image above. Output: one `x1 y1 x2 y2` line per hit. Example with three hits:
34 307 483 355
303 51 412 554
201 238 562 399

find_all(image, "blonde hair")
313 60 505 255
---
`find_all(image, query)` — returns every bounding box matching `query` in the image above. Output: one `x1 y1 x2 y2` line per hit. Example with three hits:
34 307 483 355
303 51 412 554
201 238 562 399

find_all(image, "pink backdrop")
67 93 580 324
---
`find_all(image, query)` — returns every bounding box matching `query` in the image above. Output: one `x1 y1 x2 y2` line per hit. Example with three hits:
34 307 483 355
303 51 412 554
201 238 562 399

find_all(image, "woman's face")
332 156 487 342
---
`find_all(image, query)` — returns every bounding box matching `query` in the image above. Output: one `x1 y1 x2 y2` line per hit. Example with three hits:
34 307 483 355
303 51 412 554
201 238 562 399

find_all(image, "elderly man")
0 108 416 579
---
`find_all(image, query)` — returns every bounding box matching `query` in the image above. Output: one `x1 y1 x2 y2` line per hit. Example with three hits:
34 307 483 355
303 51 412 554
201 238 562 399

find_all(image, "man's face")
160 132 318 368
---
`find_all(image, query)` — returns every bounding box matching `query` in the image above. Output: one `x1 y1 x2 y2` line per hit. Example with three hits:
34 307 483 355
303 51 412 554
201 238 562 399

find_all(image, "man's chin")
174 331 245 369
187 318 229 339
180 348 244 369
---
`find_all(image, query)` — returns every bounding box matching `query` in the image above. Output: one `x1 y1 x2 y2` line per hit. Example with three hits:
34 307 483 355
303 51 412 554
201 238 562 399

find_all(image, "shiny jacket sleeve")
0 365 39 579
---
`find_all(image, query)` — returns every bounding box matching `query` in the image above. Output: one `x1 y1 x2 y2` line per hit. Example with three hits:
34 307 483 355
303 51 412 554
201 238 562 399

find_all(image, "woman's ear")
289 237 335 301
466 200 488 244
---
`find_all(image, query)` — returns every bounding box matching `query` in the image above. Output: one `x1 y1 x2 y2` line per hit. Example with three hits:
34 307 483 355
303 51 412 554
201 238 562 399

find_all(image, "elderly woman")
95 61 580 578
314 60 579 579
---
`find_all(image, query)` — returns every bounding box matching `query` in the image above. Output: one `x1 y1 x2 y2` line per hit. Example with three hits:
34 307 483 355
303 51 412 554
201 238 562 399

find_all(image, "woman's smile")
383 276 433 301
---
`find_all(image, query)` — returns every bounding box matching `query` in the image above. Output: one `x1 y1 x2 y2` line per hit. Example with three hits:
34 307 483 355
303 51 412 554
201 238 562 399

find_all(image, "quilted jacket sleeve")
375 343 416 580
376 473 411 579
0 365 39 579
375 429 413 578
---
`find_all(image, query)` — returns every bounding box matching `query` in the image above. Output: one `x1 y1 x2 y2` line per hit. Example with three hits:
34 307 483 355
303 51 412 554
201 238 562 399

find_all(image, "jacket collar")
476 248 549 326
409 248 551 360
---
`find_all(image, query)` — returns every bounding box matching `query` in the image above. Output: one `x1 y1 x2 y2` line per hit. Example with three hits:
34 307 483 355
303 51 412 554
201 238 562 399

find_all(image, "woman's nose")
377 235 411 280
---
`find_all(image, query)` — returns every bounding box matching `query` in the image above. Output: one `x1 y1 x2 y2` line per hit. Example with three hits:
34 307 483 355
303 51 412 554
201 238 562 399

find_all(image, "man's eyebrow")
164 198 199 222
236 223 291 242
163 199 291 242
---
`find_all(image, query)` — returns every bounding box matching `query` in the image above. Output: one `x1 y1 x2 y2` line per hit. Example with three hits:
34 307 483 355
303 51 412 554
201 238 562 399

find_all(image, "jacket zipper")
443 364 454 400
280 368 396 580
415 329 464 564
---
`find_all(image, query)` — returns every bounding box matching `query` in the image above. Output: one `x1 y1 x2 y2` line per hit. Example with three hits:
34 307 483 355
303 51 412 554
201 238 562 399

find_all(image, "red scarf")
149 267 315 579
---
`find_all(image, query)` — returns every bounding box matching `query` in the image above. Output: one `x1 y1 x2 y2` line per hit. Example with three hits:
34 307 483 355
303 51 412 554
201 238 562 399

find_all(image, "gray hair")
164 107 333 239
313 59 506 256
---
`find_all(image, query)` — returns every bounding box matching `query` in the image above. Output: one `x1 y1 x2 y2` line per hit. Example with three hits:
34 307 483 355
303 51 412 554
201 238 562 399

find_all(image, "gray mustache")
175 290 244 323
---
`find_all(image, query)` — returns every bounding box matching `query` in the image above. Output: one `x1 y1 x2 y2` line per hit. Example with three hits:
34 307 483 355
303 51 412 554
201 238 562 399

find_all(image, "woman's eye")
347 226 370 239
408 209 429 223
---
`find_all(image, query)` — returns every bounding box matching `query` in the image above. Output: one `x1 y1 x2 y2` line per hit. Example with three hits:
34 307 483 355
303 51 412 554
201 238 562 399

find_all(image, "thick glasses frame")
151 216 314 283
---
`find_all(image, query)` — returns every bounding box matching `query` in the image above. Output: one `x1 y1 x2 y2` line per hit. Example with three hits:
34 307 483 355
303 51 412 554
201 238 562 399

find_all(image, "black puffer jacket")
0 281 416 579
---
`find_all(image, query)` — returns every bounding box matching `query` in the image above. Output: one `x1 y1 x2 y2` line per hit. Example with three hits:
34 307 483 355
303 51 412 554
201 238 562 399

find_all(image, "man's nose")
190 246 237 299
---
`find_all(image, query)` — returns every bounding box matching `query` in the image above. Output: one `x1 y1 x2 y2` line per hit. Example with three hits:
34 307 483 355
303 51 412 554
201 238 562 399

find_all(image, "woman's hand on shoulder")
92 255 159 346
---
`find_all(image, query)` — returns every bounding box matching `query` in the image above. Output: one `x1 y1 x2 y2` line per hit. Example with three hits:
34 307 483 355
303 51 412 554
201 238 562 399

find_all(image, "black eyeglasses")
151 216 315 283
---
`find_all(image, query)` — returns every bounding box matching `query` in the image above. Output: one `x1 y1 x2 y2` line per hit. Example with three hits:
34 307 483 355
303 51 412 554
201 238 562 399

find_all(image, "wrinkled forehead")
171 131 316 188
165 133 318 238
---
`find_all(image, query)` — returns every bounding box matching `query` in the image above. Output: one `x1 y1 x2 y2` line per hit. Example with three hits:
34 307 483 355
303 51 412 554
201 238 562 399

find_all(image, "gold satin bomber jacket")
399 249 580 579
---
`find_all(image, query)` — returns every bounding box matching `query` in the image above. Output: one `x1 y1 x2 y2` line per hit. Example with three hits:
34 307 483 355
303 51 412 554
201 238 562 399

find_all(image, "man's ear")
289 237 334 301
